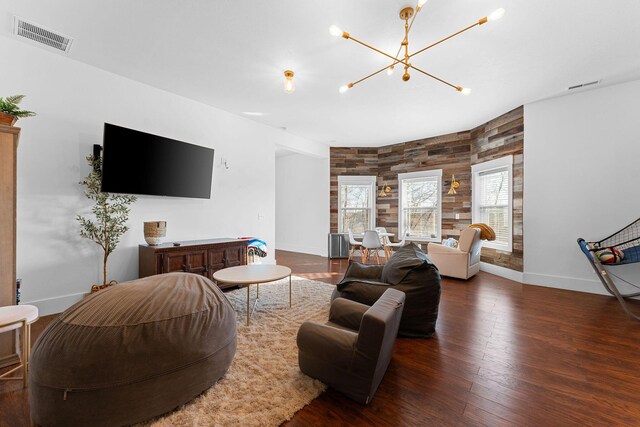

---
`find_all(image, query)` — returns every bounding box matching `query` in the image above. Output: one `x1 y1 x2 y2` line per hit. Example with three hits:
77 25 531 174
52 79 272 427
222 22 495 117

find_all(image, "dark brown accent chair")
297 288 405 405
332 242 441 338
29 273 237 427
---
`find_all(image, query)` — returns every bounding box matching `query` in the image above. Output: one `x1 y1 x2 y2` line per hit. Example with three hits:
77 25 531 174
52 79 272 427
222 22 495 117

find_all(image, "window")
472 156 513 252
338 176 376 233
398 170 442 242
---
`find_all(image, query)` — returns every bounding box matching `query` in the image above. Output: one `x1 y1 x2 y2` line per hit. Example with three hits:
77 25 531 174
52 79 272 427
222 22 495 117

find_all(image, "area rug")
146 277 334 427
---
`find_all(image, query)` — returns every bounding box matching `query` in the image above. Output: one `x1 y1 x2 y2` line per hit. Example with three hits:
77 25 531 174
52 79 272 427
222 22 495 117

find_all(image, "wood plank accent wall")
330 106 524 272
329 148 378 231
377 131 473 238
471 107 524 271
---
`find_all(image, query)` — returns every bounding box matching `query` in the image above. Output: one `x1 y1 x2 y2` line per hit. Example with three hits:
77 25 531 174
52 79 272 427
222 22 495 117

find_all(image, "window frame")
337 175 376 233
397 169 443 243
471 155 513 252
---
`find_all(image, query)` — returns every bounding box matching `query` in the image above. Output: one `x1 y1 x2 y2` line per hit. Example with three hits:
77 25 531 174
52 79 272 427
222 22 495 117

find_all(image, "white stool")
0 305 39 387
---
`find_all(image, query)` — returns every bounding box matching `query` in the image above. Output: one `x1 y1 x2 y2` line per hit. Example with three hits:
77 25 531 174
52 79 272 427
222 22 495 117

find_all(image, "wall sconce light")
283 70 295 94
378 181 392 197
447 174 460 195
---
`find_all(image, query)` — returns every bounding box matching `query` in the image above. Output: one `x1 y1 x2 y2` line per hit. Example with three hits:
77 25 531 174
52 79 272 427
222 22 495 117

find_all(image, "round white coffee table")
212 265 292 325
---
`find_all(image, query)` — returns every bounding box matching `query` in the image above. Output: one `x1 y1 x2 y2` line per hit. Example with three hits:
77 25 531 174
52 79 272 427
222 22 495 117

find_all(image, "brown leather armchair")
296 288 405 405
427 227 482 279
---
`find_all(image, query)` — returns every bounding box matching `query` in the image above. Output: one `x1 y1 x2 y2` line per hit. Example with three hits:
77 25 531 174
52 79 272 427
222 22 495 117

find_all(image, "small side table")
0 304 39 387
213 265 292 325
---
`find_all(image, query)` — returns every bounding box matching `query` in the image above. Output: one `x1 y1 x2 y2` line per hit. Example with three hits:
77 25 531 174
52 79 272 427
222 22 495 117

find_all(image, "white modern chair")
0 304 39 387
361 230 383 264
385 229 409 259
347 229 363 261
375 227 391 261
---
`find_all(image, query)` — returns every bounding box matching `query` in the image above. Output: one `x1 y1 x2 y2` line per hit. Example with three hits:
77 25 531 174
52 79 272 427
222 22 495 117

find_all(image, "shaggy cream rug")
147 277 333 427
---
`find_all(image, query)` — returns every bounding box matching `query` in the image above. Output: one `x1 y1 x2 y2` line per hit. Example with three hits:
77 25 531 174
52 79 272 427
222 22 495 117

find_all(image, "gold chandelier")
330 2 505 95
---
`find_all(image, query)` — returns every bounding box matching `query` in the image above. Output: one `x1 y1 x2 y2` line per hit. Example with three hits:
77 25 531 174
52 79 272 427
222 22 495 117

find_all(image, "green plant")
77 155 136 288
0 95 36 118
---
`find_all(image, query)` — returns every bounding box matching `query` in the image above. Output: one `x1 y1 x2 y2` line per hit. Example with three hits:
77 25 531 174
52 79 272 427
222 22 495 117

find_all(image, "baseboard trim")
480 262 524 283
523 272 609 296
478 264 616 297
276 242 326 257
23 292 86 316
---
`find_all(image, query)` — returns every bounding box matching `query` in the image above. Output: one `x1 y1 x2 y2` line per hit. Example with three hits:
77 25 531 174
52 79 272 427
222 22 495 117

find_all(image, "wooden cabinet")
139 238 248 289
163 250 208 276
0 124 20 368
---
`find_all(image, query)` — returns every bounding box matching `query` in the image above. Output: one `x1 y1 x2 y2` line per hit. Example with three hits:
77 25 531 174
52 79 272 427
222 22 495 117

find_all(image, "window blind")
477 168 509 245
338 178 375 233
400 175 440 240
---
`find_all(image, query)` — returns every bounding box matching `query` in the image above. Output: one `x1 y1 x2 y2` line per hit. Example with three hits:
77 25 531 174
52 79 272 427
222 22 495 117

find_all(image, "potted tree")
77 155 137 292
0 95 36 126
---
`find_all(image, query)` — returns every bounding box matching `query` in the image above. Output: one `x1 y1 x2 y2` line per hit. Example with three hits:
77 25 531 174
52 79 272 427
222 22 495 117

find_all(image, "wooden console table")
139 238 249 289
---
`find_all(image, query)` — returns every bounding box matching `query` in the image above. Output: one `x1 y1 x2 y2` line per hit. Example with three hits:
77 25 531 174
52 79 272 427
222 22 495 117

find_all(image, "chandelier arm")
353 49 428 87
391 2 421 63
408 21 480 60
351 64 400 88
391 45 403 65
408 64 459 90
403 19 410 67
347 35 404 64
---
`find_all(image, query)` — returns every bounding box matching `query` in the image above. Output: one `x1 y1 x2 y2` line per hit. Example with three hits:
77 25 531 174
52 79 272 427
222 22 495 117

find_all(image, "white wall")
1 36 318 315
275 153 330 257
276 131 328 160
524 79 640 295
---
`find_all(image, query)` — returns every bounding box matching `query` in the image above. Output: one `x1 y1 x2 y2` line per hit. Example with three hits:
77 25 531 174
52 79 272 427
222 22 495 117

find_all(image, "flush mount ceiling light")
331 2 505 95
283 70 295 94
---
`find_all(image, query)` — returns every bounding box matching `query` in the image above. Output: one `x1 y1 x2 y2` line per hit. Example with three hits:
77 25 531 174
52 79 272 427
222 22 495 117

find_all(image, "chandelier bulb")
284 70 295 94
329 25 343 37
488 8 505 21
387 66 395 76
456 87 472 96
339 84 353 94
417 0 428 9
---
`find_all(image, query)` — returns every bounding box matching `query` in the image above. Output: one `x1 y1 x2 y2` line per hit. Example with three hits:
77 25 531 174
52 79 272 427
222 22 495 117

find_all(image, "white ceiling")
3 0 640 147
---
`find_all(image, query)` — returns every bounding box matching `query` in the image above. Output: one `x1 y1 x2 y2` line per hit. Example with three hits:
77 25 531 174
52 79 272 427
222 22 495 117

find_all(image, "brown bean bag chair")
331 243 441 338
29 273 237 427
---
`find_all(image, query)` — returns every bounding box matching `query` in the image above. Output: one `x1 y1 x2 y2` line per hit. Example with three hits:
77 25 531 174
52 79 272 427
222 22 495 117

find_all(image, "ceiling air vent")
568 80 600 91
13 17 73 53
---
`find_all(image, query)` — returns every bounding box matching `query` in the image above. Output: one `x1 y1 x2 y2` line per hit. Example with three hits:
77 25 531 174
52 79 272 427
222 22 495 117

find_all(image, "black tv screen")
100 123 214 199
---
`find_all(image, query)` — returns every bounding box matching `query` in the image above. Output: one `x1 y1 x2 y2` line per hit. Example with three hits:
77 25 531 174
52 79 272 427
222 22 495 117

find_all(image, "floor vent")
568 80 600 91
13 17 73 53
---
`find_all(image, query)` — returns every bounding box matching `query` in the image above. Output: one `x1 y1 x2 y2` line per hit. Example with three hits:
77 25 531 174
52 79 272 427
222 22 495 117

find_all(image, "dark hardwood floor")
3 250 640 426
277 250 640 427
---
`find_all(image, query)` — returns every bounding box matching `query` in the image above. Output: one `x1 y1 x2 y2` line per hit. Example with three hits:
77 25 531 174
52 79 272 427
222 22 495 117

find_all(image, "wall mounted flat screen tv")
100 123 214 199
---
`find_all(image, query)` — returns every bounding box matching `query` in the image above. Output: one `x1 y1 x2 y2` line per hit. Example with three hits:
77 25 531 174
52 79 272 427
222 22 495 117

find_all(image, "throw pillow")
442 238 458 248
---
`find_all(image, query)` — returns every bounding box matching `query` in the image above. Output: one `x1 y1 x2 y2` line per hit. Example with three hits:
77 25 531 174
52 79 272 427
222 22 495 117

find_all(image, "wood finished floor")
2 250 640 426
